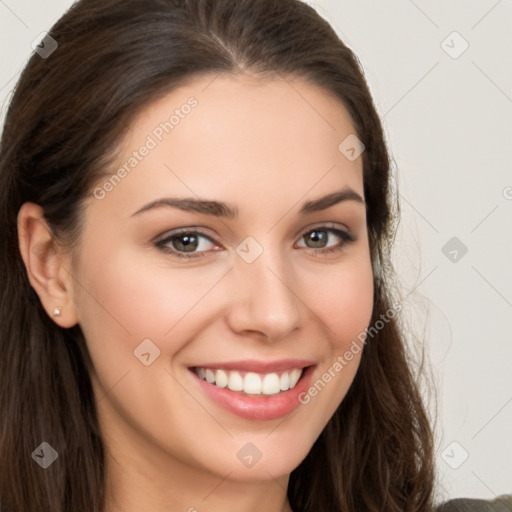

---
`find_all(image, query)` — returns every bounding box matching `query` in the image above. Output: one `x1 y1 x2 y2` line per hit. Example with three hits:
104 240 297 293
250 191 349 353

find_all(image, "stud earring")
53 306 63 317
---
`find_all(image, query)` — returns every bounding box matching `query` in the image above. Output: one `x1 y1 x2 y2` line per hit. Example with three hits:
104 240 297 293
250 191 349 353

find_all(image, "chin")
200 433 315 483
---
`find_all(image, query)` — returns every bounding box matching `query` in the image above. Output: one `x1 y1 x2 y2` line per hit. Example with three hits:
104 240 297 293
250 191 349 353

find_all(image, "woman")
0 0 508 511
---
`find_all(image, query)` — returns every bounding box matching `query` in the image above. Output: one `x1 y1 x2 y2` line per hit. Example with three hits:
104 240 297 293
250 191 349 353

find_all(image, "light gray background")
1 0 511 504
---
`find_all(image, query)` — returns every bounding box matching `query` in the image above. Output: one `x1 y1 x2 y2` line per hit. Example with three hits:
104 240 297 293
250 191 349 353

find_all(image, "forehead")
89 73 364 220
133 73 358 153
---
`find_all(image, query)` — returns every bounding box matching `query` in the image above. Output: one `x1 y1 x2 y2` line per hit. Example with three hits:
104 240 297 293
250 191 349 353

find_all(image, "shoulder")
436 495 512 512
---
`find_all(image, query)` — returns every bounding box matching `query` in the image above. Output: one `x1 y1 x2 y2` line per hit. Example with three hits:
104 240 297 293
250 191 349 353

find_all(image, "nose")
225 245 303 342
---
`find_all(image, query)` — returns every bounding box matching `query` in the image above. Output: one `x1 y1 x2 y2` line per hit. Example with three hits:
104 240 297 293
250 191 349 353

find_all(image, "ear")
17 202 79 328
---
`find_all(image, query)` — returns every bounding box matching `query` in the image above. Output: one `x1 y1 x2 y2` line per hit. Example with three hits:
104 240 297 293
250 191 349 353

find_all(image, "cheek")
74 245 228 342
292 257 373 438
309 255 374 350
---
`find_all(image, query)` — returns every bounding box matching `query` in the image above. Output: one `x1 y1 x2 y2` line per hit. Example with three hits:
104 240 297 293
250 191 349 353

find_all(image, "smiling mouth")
191 366 307 396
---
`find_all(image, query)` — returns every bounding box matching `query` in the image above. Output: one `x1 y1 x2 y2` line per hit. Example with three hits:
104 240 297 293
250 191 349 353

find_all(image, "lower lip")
189 366 315 421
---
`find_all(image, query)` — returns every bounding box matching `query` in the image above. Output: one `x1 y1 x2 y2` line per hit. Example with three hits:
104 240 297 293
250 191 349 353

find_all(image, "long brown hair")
0 0 435 510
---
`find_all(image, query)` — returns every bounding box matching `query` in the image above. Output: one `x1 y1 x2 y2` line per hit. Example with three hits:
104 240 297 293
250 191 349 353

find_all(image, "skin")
18 73 374 512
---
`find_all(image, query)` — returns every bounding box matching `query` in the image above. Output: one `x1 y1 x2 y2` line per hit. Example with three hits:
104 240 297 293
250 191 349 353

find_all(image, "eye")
296 225 355 256
155 228 218 259
155 224 355 260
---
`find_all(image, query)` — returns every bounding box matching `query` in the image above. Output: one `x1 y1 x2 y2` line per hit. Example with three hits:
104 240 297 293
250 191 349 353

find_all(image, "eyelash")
155 225 355 260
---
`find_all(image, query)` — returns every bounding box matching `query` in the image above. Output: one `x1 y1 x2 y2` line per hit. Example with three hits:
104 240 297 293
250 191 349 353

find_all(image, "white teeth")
194 367 305 395
262 373 281 395
244 372 262 394
228 371 243 391
215 369 228 388
279 371 290 391
289 368 302 388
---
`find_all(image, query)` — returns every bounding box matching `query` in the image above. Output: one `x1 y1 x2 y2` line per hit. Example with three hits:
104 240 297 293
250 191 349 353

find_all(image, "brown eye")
303 229 329 248
155 230 217 259
169 233 200 253
297 226 355 254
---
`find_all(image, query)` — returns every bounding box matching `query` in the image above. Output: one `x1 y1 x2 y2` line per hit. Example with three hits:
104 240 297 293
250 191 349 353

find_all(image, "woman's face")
71 73 374 488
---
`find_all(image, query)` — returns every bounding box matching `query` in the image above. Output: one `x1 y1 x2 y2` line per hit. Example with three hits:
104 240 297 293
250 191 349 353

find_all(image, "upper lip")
189 359 315 373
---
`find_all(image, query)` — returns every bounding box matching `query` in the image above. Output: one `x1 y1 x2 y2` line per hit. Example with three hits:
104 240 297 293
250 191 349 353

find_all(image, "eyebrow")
131 188 365 219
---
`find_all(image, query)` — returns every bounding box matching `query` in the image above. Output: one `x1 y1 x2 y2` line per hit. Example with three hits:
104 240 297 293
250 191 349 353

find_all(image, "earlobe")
17 202 79 328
